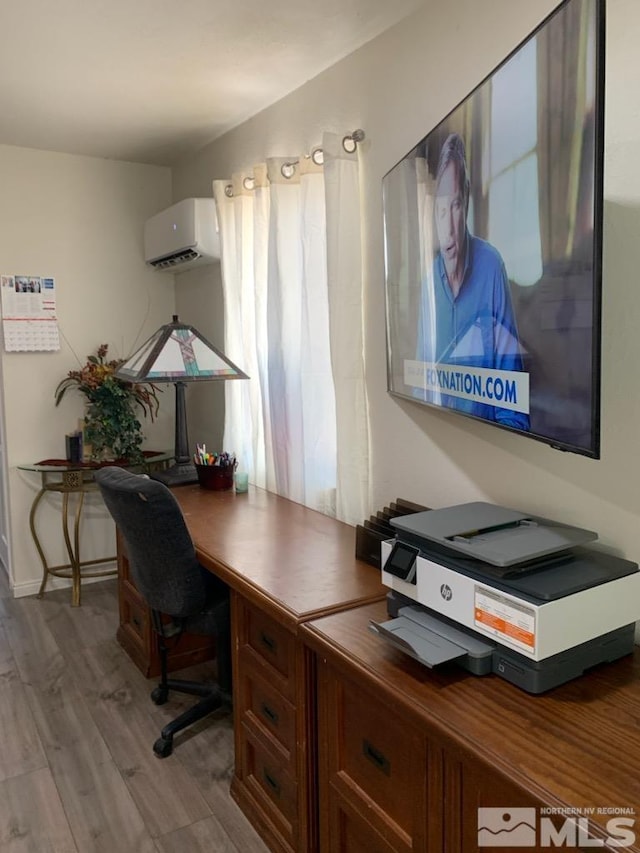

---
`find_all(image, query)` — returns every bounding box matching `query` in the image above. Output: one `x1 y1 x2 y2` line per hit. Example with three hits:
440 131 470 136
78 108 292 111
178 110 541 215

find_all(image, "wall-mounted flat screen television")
382 0 604 458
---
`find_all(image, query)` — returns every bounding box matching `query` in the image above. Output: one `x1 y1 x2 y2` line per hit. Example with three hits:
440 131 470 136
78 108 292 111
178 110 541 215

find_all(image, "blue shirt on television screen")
416 232 530 431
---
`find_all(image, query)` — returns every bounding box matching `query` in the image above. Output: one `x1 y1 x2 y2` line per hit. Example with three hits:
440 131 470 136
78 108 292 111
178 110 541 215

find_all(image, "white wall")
172 0 640 567
173 263 226 456
0 145 175 596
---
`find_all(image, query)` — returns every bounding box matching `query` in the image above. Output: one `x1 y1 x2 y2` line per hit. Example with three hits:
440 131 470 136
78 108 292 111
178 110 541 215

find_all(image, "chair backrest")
95 466 209 618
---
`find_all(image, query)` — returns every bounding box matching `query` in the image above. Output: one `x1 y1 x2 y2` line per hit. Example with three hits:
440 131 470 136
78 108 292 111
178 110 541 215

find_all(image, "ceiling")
0 0 422 167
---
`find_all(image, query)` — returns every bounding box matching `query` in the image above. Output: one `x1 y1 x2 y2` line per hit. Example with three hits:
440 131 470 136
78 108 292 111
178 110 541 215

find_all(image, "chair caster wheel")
153 736 173 758
151 686 169 705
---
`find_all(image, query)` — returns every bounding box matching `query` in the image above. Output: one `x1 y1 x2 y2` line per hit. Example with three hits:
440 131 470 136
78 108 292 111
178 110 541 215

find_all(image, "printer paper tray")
370 616 466 668
369 606 494 674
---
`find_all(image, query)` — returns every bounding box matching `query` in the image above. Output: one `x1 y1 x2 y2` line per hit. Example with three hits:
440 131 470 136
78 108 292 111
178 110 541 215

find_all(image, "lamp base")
150 462 198 487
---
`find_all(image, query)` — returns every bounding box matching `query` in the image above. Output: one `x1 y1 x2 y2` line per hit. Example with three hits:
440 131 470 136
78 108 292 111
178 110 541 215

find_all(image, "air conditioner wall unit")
144 198 220 272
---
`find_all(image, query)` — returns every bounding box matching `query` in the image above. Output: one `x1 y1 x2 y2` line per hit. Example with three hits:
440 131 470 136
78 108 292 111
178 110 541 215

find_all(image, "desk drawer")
326 790 404 853
121 591 151 647
237 650 296 770
238 600 296 699
319 662 430 850
238 723 298 848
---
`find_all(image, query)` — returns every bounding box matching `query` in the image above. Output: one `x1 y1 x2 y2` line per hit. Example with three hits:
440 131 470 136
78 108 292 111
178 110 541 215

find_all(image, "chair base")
151 679 232 758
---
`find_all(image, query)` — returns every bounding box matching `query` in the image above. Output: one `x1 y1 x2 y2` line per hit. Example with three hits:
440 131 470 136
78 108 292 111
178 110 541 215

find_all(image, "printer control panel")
383 541 419 585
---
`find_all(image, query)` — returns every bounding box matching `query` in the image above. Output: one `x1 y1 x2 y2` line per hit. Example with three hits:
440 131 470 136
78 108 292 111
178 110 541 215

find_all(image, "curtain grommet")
281 161 297 179
342 129 365 153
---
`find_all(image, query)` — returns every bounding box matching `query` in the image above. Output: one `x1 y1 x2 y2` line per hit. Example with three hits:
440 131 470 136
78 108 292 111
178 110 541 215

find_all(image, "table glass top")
18 450 173 473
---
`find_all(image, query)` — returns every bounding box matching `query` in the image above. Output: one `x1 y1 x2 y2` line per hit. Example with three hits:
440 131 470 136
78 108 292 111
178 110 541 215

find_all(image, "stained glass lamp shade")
115 315 248 486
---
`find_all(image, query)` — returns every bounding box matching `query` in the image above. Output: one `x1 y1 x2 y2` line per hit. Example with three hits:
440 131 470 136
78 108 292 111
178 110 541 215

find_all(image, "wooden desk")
117 485 640 852
301 600 640 853
172 485 387 853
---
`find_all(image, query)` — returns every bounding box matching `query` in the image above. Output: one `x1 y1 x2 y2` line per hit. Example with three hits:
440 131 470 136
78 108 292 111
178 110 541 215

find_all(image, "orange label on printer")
474 588 536 653
475 610 535 648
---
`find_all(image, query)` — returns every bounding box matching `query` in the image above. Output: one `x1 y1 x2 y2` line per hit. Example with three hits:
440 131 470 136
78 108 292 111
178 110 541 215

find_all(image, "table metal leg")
32 488 51 599
61 489 85 607
32 482 116 607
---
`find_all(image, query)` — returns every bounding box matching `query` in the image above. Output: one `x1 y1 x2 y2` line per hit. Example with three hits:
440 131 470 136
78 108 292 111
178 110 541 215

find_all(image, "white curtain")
212 131 369 525
322 132 370 524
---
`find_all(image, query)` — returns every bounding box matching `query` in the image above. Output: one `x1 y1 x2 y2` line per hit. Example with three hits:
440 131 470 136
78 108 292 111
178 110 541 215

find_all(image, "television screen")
382 0 604 458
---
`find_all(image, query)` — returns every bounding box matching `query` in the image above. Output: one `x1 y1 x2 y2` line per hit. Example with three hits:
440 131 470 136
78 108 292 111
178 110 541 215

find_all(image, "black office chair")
95 466 232 758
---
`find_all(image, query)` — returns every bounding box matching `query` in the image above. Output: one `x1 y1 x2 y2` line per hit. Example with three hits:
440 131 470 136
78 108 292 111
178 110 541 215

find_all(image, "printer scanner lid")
391 502 597 567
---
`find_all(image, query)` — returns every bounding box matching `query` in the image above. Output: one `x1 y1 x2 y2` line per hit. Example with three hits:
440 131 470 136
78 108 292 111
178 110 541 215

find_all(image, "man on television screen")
416 132 530 431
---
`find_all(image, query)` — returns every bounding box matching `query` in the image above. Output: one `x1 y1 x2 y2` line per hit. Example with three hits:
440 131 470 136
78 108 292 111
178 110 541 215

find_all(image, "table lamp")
115 315 248 486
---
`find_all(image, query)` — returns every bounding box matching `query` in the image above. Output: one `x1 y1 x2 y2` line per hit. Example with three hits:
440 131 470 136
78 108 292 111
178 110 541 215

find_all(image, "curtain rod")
224 129 365 197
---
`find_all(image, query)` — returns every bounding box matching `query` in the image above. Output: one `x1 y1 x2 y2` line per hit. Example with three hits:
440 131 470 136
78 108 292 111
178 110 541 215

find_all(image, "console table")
20 451 172 607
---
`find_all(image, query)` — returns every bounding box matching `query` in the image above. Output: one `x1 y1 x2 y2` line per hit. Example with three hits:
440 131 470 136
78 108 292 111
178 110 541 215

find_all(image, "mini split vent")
144 198 220 273
149 248 201 270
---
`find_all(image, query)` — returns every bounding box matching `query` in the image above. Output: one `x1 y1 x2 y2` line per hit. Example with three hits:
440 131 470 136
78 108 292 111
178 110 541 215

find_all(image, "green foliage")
84 376 144 462
55 344 161 463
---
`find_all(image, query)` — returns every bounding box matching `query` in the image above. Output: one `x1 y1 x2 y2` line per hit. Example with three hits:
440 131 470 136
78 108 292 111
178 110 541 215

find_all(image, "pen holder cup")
195 465 234 491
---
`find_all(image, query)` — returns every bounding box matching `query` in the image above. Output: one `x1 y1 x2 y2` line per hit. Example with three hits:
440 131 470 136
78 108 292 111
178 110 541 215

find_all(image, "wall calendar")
0 274 60 352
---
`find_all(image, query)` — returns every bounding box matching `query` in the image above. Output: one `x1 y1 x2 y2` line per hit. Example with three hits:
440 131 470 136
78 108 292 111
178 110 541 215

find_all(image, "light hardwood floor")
0 571 269 852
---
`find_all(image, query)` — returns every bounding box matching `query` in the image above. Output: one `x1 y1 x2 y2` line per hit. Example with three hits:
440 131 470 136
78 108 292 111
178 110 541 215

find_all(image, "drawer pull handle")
363 739 390 775
132 615 141 628
260 631 277 653
261 702 279 725
263 768 281 797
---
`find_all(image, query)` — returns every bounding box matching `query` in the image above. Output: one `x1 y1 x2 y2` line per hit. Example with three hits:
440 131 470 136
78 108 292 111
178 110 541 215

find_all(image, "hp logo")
440 584 452 601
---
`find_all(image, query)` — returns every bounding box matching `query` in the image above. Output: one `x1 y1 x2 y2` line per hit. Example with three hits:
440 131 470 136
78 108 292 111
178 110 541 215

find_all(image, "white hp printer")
370 502 640 693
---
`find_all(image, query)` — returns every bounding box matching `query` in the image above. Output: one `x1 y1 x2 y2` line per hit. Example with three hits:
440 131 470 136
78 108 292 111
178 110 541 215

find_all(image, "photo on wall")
382 0 604 458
